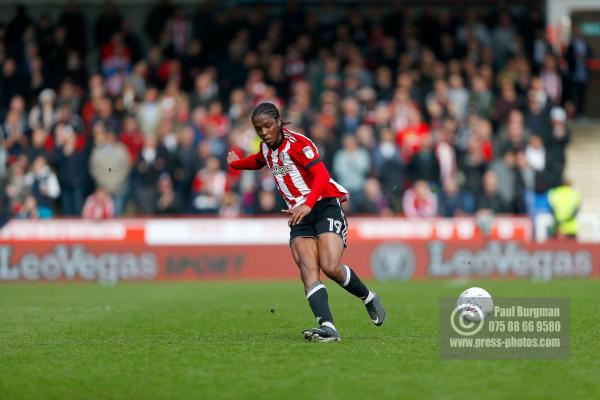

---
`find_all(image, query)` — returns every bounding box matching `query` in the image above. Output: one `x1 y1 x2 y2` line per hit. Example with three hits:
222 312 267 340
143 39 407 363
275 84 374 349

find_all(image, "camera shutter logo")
370 243 415 281
450 304 485 336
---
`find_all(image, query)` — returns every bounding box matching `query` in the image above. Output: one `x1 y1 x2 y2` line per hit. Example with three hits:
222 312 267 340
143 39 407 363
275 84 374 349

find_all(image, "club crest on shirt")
302 146 315 159
279 152 286 162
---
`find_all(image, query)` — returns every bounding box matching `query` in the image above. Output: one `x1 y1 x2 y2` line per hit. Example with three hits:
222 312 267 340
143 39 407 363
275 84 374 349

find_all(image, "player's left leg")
315 197 386 326
317 233 386 326
317 232 385 326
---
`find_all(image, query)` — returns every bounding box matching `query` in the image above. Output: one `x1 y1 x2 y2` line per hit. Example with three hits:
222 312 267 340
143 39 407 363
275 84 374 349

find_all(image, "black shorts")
289 197 348 248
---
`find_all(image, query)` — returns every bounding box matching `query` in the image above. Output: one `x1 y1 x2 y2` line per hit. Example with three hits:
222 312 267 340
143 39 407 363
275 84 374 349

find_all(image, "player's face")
252 114 281 148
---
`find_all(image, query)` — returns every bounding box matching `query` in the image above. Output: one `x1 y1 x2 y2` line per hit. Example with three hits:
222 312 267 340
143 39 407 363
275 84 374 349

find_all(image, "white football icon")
456 287 494 322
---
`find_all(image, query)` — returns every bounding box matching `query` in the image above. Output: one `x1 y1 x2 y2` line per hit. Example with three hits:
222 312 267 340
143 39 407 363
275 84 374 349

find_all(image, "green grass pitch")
1 280 599 399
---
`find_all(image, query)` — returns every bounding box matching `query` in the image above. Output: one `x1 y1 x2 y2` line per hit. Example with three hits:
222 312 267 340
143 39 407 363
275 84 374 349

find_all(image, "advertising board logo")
428 241 593 279
166 254 245 276
0 245 157 283
370 242 415 280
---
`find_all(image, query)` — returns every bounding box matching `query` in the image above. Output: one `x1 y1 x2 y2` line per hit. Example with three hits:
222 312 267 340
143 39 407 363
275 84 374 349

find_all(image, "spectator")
469 74 493 119
447 74 469 122
25 128 51 164
172 125 198 205
395 108 430 163
191 156 227 214
435 119 458 184
91 97 120 133
498 110 528 153
15 195 39 220
190 72 219 109
374 65 394 102
89 122 131 215
82 187 115 219
390 87 415 134
120 115 144 166
64 50 88 90
459 136 488 200
2 109 28 159
165 7 191 57
525 135 545 173
354 178 391 215
53 125 86 215
5 155 29 212
491 12 516 67
494 79 521 126
407 135 440 186
476 170 506 214
219 191 241 217
426 79 452 121
372 127 403 209
133 135 170 214
28 89 57 132
0 177 10 226
54 101 84 134
524 91 551 142
545 107 570 181
333 134 370 201
540 54 563 105
24 155 61 218
137 86 162 137
489 149 518 212
101 34 132 97
402 180 437 218
155 173 180 215
515 149 535 214
547 179 581 239
355 124 377 157
339 97 362 134
566 27 592 116
437 177 475 217
254 189 279 214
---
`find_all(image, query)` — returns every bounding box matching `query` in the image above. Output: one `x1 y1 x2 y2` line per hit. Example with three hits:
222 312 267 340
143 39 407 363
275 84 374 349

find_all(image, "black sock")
305 282 334 325
338 265 371 301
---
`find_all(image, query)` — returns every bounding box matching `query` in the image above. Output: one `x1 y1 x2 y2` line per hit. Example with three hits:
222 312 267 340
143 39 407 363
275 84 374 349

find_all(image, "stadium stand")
0 1 589 220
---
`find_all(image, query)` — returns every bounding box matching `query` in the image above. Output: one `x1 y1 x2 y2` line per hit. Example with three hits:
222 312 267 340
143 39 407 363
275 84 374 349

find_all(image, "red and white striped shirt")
82 193 115 220
254 129 348 209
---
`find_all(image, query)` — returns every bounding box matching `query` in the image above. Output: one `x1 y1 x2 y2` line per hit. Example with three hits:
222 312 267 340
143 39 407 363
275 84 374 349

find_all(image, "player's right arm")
227 148 267 170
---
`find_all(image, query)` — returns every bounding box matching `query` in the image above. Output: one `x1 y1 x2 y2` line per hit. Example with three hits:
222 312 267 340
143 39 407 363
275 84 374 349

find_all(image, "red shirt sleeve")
304 161 330 208
230 148 267 170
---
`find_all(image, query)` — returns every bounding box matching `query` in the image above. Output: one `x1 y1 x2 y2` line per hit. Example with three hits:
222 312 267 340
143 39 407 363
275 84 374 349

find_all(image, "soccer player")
227 103 386 342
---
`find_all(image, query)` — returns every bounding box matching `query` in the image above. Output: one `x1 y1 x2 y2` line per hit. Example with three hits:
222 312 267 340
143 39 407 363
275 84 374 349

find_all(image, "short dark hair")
251 102 280 122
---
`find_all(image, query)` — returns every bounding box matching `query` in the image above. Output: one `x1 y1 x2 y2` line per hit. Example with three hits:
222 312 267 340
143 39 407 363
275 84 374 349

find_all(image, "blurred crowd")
0 1 592 221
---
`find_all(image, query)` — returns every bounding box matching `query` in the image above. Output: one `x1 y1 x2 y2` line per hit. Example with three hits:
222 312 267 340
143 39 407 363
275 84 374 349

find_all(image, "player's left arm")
282 138 330 226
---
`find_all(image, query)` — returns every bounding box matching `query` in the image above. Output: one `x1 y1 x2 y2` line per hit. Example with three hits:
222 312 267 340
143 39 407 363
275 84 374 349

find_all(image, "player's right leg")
290 237 340 342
